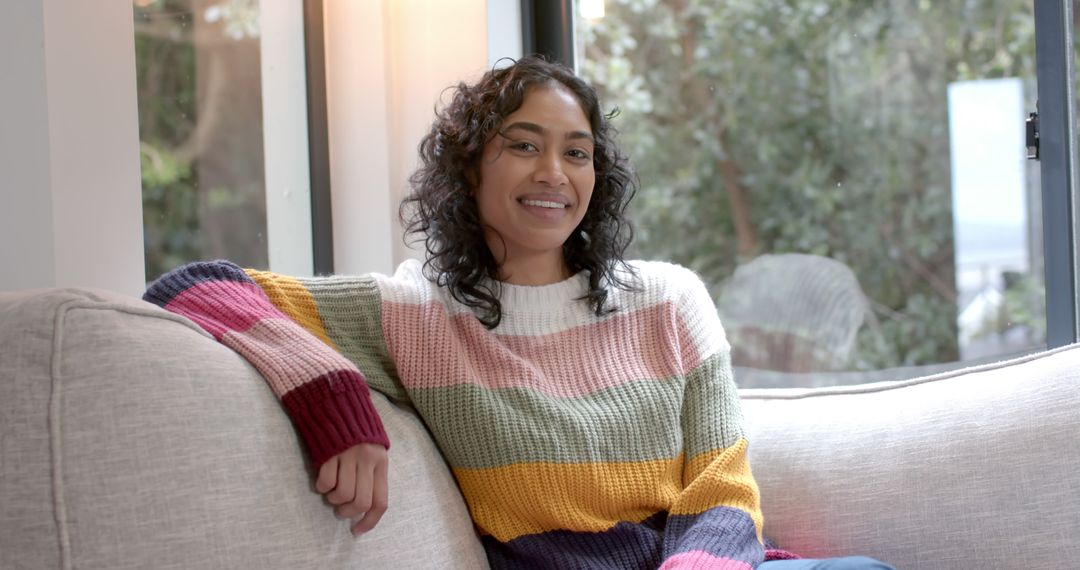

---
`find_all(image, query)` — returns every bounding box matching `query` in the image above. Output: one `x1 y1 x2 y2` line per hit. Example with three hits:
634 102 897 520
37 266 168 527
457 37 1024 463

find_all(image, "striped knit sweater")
144 258 766 569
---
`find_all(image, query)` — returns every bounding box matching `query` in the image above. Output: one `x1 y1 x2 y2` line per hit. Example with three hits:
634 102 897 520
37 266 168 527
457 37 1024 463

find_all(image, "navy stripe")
143 260 254 307
482 512 666 570
663 505 763 564
481 507 762 569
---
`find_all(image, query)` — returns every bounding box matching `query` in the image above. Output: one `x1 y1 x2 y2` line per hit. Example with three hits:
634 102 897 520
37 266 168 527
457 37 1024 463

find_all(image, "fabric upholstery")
0 288 488 569
1 289 65 569
741 344 1080 568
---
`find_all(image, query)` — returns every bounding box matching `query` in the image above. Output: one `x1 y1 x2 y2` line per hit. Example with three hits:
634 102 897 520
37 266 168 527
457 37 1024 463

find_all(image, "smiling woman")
402 56 638 329
474 85 597 285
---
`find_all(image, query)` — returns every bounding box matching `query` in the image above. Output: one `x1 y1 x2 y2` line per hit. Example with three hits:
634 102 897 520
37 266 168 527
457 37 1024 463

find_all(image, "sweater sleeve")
659 278 765 570
143 260 390 468
242 268 408 403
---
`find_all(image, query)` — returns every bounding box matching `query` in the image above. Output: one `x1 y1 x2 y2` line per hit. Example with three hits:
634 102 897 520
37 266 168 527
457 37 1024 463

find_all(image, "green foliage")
140 150 202 278
135 0 268 281
580 0 1039 369
135 5 201 282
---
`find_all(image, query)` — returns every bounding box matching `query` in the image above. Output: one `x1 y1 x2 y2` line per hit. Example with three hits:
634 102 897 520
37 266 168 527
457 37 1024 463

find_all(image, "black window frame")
303 0 334 275
521 0 576 67
1034 0 1080 347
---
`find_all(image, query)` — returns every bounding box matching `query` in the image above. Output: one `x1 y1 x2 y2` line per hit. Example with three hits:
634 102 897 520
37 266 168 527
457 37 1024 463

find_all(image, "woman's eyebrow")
501 121 595 143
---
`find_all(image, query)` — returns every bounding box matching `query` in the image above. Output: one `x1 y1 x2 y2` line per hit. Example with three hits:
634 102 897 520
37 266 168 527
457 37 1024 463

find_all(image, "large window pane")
135 0 267 281
575 0 1045 386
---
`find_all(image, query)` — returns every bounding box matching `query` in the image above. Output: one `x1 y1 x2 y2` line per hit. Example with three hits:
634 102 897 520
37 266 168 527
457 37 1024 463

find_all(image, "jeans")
758 556 897 570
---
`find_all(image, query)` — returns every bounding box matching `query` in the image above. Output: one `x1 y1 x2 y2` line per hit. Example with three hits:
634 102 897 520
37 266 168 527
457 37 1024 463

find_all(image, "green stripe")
410 376 686 469
682 350 744 458
298 275 407 403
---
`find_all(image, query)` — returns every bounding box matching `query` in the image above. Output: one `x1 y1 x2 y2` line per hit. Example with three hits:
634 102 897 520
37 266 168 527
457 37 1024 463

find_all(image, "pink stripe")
382 300 702 396
165 280 285 339
659 551 752 570
221 318 358 397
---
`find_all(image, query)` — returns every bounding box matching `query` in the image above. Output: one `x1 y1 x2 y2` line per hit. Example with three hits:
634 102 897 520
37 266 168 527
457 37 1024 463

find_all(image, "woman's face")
474 83 596 279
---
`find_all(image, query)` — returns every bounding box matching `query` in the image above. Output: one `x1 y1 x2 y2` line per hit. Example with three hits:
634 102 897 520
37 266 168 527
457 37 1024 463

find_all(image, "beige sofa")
2 287 1078 569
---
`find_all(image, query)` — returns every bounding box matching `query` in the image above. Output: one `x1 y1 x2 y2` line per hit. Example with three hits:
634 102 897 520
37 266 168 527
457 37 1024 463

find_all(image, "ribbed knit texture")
145 258 774 569
143 261 390 467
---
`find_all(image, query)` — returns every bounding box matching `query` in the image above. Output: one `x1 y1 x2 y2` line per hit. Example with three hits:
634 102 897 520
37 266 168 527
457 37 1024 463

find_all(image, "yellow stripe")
454 457 683 542
454 440 763 543
679 438 763 540
244 269 337 350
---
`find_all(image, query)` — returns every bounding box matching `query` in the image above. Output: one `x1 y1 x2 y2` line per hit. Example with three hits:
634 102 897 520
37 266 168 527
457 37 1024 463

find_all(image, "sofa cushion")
0 288 488 569
740 343 1080 568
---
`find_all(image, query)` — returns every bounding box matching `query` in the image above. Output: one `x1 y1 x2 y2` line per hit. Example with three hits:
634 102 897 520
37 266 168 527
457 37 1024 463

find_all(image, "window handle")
1026 104 1040 161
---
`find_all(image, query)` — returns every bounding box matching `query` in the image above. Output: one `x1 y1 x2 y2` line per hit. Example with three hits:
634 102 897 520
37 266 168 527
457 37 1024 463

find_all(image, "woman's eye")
512 142 538 152
567 149 591 160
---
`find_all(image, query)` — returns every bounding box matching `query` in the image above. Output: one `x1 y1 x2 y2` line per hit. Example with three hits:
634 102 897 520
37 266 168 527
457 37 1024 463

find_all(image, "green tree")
579 0 1038 370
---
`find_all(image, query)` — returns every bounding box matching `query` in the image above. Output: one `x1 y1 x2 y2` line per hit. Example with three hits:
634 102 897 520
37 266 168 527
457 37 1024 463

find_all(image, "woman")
145 56 892 570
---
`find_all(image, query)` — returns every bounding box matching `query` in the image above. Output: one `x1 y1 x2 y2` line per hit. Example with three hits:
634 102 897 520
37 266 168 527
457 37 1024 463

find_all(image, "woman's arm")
660 350 764 569
659 276 765 569
144 260 391 533
243 268 408 404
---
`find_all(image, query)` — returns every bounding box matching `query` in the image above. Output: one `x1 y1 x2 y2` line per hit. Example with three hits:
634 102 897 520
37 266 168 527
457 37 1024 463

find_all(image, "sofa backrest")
741 344 1080 568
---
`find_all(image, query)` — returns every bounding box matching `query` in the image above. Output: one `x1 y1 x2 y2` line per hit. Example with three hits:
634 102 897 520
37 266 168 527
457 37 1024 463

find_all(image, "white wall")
323 0 396 276
384 0 491 267
323 0 521 274
0 0 144 296
487 0 524 68
0 0 55 290
261 1 315 276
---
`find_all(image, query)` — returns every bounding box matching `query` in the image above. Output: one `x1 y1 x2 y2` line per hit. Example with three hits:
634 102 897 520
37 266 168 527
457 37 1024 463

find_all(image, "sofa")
2 287 1078 569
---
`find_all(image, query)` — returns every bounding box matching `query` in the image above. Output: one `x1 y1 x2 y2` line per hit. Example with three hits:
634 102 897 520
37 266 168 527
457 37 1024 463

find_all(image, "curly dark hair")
400 55 639 329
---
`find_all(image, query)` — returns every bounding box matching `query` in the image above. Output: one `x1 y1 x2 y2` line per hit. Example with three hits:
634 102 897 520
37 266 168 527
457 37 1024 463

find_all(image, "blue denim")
758 555 897 570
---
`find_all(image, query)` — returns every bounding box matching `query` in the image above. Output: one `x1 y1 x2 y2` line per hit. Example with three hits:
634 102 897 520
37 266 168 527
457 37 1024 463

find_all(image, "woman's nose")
532 152 569 187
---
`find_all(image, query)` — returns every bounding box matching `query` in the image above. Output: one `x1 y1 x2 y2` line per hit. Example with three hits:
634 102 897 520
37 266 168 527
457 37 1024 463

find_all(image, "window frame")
520 0 575 68
303 0 334 275
1034 0 1080 347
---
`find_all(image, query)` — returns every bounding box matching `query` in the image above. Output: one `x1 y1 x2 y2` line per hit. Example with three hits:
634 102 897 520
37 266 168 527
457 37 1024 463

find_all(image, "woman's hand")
316 443 389 535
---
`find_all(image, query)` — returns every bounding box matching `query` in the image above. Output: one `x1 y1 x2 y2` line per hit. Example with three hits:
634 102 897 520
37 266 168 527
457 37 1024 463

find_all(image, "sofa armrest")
0 288 488 569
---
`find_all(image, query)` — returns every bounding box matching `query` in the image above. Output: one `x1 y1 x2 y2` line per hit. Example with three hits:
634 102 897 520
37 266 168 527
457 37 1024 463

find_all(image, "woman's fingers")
336 459 371 518
326 454 357 505
317 444 390 533
315 456 338 494
351 456 389 535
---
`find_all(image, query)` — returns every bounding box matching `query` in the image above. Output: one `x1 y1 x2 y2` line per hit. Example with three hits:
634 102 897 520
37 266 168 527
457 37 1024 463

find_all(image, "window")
563 0 1076 387
134 0 315 281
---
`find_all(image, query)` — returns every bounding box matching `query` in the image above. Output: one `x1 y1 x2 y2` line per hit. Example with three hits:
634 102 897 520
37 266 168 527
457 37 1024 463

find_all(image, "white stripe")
375 259 729 359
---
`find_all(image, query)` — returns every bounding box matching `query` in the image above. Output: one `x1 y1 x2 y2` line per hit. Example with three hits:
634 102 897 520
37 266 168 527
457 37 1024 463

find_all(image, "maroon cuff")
280 369 390 468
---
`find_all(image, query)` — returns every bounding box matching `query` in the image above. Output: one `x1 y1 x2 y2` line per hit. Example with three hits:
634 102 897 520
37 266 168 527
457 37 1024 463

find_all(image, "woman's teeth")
520 199 566 209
